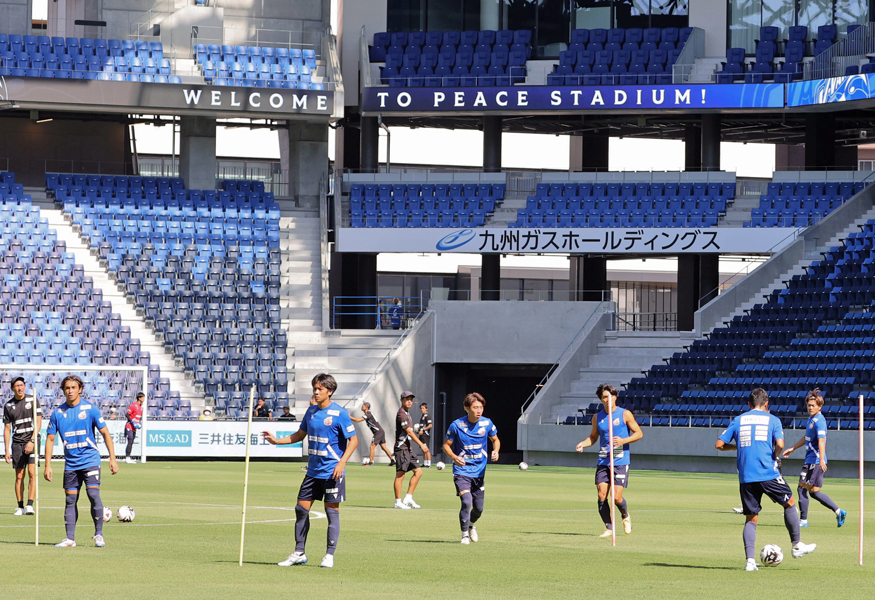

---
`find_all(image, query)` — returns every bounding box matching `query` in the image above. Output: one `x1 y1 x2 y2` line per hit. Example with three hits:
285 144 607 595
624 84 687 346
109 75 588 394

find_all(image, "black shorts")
371 429 386 446
394 447 420 473
297 475 346 504
739 477 794 515
453 474 485 499
419 433 430 448
799 464 826 488
595 464 630 488
11 442 35 469
125 428 137 441
63 466 102 492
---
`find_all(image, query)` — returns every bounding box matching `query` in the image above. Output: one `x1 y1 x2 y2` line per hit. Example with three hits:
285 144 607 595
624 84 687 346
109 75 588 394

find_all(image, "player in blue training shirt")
717 388 817 571
782 389 846 528
442 392 500 545
44 375 119 548
575 383 643 537
263 373 358 569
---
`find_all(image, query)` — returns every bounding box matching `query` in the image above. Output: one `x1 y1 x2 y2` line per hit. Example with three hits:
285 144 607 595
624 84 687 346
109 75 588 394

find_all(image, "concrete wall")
689 0 726 57
523 424 875 478
350 311 436 462
338 0 387 102
280 121 329 206
0 0 30 37
431 301 603 364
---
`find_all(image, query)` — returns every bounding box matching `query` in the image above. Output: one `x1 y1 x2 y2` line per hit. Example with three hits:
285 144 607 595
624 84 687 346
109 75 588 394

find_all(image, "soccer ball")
435 461 445 470
413 424 421 433
519 462 529 471
361 457 370 465
117 506 136 522
760 544 783 567
103 506 112 522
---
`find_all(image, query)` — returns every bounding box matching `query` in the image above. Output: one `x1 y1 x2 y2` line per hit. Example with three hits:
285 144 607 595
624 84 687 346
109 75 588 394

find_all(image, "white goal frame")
0 364 149 463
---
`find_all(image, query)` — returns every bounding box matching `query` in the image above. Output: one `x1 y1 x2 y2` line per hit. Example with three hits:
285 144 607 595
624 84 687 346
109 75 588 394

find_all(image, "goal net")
0 365 149 462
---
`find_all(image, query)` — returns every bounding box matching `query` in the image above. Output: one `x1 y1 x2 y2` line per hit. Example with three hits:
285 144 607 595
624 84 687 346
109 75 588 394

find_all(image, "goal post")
0 364 149 463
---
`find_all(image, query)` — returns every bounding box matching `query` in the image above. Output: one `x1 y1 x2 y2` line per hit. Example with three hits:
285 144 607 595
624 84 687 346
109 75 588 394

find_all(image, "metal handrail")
672 27 705 84
805 23 875 80
319 174 330 333
520 300 613 415
360 26 373 93
615 312 678 332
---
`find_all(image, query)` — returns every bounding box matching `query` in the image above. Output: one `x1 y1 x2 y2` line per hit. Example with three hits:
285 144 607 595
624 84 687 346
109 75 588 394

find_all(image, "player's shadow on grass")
644 562 736 571
385 539 460 544
0 540 57 547
521 531 588 537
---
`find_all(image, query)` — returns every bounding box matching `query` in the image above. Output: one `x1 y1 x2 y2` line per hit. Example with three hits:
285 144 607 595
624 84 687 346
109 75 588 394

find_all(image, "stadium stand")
0 35 177 82
370 29 532 86
746 173 873 227
613 216 875 430
548 27 693 85
48 174 288 419
193 43 327 89
0 170 167 421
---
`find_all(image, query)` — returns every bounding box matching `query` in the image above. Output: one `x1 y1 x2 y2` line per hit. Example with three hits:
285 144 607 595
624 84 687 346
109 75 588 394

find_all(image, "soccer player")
124 392 144 464
417 402 433 468
575 383 643 537
393 391 429 509
263 373 358 568
782 389 847 528
349 402 393 465
716 388 817 571
3 377 41 515
442 393 499 545
44 375 119 548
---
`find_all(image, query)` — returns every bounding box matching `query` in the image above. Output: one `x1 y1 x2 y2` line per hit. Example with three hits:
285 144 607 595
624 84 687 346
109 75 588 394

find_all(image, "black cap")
10 377 24 389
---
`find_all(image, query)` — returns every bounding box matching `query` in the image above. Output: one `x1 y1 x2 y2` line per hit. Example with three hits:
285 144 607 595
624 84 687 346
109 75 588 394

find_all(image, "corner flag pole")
239 385 257 567
859 394 864 567
33 398 39 547
608 402 616 547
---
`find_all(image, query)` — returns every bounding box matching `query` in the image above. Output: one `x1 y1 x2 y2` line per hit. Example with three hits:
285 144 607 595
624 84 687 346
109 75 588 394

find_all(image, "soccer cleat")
732 507 744 514
403 497 421 509
13 508 24 516
55 538 76 547
319 554 334 568
278 552 307 566
623 517 632 534
791 542 816 558
745 558 759 571
469 526 478 543
837 509 847 528
461 534 470 545
598 529 613 538
389 460 396 466
799 519 808 527
394 499 411 510
125 457 136 464
93 535 105 548
25 505 34 515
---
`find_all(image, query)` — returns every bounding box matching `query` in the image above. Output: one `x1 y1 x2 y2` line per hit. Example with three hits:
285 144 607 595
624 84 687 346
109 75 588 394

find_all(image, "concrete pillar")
284 120 328 206
775 144 806 171
677 254 700 331
335 110 361 172
178 116 216 191
481 254 501 301
684 124 702 171
701 115 721 171
699 254 720 308
361 116 380 172
569 255 608 301
483 116 502 173
805 113 835 169
569 134 609 172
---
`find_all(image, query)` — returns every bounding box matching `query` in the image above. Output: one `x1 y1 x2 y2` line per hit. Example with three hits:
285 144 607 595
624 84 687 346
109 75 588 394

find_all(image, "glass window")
729 0 762 53
537 0 570 56
835 0 868 28
387 0 423 33
762 0 794 43
798 0 833 36
522 278 549 302
574 0 613 30
551 278 570 301
500 277 521 301
428 0 465 31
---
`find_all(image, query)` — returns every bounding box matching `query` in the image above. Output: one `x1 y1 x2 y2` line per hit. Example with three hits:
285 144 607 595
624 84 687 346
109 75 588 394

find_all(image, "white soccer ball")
435 461 445 470
361 457 370 465
413 424 421 433
117 506 136 522
519 461 529 471
103 506 112 522
760 544 783 567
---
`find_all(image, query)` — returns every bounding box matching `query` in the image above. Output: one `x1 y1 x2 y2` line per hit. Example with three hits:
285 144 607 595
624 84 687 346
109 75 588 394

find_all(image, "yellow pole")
34 397 39 546
239 385 257 566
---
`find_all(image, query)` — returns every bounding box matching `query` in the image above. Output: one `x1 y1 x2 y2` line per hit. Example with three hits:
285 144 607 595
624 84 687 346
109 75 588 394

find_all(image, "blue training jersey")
446 415 497 478
46 401 106 471
719 409 783 484
299 401 356 479
596 406 631 466
804 413 828 464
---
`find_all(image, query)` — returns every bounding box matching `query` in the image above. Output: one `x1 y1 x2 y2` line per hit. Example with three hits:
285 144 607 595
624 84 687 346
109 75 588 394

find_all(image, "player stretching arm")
263 373 358 569
350 402 394 465
716 388 816 571
782 389 846 528
393 391 429 509
575 383 643 537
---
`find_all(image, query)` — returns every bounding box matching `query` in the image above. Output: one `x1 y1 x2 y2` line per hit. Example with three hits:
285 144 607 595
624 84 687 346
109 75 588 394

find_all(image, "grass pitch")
1 461 872 599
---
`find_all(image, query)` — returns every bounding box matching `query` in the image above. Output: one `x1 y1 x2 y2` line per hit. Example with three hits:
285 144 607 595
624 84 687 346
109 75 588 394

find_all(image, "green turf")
0 462 872 599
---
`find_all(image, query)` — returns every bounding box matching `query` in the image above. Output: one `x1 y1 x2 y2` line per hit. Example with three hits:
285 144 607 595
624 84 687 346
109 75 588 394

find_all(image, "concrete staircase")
686 57 723 83
719 193 760 227
45 207 202 406
550 331 692 421
487 196 525 227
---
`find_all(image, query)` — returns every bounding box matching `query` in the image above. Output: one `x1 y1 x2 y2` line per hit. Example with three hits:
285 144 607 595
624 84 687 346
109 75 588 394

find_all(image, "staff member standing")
3 377 41 515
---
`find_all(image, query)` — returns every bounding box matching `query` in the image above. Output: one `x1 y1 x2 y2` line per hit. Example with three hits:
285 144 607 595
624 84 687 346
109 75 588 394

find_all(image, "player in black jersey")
350 402 394 465
3 377 41 515
417 403 433 468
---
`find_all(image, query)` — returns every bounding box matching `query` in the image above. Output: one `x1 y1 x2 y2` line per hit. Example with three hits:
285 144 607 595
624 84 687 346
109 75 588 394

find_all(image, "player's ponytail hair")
463 392 485 409
805 388 825 407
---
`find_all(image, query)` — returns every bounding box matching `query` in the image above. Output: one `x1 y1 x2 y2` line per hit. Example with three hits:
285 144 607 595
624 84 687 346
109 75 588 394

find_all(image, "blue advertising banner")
362 83 785 113
787 73 875 107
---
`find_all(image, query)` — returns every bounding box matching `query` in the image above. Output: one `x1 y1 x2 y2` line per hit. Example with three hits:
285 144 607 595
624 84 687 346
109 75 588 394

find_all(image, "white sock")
404 494 414 502
835 508 842 515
